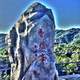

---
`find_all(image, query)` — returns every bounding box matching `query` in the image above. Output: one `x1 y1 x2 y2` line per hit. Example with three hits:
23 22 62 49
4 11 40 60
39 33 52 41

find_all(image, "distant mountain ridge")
55 28 80 44
0 28 80 47
0 34 6 48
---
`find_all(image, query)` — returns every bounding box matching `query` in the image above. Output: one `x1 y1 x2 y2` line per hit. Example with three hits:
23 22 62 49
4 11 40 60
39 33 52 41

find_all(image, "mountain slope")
55 28 80 44
0 34 6 48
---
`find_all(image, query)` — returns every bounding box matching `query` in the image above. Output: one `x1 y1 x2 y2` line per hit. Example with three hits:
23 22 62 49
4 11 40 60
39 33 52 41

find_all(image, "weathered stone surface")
60 74 80 80
6 2 58 80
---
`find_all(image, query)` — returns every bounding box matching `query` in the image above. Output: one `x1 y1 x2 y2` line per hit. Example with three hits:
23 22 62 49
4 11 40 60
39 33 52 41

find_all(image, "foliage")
0 48 10 80
54 43 80 75
0 48 8 57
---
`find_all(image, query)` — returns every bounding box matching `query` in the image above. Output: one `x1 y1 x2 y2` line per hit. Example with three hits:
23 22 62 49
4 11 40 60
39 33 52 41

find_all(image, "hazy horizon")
0 0 80 32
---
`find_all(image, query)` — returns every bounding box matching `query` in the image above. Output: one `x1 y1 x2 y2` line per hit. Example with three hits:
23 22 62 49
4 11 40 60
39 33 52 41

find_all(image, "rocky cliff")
6 2 58 80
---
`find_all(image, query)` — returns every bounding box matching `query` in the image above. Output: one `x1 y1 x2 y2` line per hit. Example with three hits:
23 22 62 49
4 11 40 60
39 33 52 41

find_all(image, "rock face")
6 2 58 80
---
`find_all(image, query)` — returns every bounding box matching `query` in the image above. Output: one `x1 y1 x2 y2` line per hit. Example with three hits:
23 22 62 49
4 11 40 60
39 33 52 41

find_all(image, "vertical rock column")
6 2 59 80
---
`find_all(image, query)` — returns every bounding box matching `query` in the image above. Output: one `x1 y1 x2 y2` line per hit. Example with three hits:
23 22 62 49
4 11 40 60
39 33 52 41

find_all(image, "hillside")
0 34 6 48
55 28 80 44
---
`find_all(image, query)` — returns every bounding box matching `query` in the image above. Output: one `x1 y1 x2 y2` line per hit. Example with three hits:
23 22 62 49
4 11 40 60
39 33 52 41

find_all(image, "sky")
0 0 80 32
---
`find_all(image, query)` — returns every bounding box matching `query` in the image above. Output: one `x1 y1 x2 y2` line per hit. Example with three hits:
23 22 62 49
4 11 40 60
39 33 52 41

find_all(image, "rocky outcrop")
6 2 58 80
60 74 80 80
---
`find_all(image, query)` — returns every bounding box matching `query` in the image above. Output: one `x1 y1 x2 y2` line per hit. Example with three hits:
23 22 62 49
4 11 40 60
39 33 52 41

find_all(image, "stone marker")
6 2 59 80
